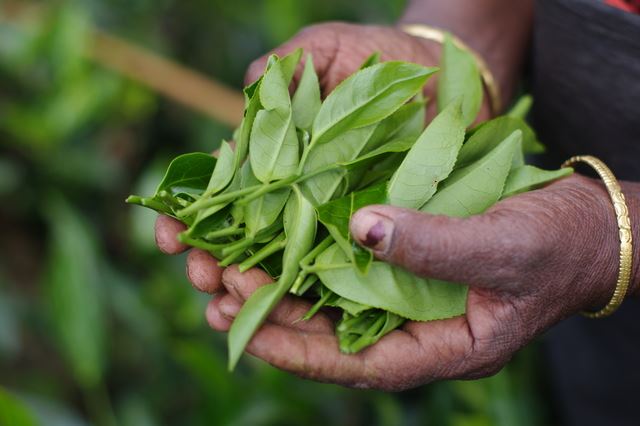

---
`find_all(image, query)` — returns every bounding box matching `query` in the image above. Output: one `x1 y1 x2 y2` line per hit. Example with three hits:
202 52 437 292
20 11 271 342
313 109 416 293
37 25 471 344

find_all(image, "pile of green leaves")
128 37 571 370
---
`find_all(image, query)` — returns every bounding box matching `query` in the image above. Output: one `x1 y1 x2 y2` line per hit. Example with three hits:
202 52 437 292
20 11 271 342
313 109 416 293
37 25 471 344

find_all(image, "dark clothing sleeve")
532 1 640 425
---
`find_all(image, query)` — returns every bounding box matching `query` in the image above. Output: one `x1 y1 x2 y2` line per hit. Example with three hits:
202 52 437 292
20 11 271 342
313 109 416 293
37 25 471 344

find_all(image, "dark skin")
153 0 640 390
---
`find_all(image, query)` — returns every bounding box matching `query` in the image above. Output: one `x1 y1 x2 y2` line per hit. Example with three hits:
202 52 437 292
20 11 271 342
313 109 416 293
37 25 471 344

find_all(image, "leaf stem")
221 237 255 257
219 246 248 267
290 274 318 296
301 289 334 321
125 195 172 215
204 225 243 240
236 175 297 205
176 185 258 217
238 233 287 272
178 234 227 252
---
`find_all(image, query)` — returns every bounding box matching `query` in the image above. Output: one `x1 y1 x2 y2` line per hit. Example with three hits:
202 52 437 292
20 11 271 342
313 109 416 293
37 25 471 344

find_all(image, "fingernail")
219 297 241 318
351 212 393 251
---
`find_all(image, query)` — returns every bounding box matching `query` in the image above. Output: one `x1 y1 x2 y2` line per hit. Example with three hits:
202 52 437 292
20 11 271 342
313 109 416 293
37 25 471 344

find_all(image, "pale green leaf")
228 186 316 370
437 34 483 127
242 165 290 238
457 116 545 171
421 130 520 216
300 124 377 205
292 54 321 131
205 140 234 195
311 62 436 145
502 165 573 198
388 98 465 208
316 244 467 321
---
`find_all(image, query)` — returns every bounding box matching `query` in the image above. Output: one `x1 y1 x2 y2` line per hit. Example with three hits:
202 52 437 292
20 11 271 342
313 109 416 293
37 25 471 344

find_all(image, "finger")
243 27 336 87
221 265 334 333
239 315 477 391
186 249 224 294
205 293 233 331
350 205 534 287
155 215 188 254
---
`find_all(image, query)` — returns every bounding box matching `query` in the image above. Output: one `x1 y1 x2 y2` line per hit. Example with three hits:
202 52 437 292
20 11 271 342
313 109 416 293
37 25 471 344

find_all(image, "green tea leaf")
315 244 467 321
388 98 465 208
507 94 533 120
457 116 543 169
292 54 321 131
250 59 299 182
242 165 290 238
156 152 216 195
234 77 263 171
228 186 316 370
279 48 303 85
311 62 436 145
362 100 425 154
300 124 378 205
502 165 573 198
359 52 381 69
205 140 234 196
437 34 483 127
317 183 387 273
422 130 520 216
337 310 404 354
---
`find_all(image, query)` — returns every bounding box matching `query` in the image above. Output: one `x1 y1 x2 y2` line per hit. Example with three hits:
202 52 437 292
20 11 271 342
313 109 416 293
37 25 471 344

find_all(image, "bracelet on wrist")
561 155 634 318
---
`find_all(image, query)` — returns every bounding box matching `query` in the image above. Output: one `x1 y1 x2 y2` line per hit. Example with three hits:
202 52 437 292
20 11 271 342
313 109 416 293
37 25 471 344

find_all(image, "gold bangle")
400 23 502 115
561 155 634 318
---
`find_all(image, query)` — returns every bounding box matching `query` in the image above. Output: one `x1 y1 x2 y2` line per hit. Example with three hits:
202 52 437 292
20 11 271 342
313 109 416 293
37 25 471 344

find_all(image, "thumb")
349 205 526 287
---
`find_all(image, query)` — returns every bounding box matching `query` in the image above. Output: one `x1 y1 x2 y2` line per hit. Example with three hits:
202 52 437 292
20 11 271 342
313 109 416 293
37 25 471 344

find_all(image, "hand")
244 22 491 120
159 175 639 391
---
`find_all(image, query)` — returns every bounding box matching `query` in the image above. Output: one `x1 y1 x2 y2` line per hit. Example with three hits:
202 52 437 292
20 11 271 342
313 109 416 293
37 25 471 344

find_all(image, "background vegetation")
0 1 548 425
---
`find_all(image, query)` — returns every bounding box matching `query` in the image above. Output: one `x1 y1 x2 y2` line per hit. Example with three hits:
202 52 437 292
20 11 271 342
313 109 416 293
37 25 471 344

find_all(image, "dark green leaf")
155 152 216 195
359 52 381 69
317 183 387 273
337 310 404 353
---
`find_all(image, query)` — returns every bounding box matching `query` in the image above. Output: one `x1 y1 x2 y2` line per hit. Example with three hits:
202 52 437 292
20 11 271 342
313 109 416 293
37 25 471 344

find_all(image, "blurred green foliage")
0 1 549 425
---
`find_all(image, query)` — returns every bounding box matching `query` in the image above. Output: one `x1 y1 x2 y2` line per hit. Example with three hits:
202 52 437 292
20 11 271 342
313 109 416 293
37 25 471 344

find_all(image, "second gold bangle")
561 155 634 319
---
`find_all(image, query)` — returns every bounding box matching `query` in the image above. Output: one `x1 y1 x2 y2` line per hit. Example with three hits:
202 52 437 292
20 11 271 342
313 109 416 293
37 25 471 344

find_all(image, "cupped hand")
244 22 491 121
167 175 639 391
244 22 438 95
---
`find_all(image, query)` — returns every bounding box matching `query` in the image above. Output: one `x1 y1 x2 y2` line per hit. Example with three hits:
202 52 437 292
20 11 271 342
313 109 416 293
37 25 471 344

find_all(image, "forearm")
398 0 534 107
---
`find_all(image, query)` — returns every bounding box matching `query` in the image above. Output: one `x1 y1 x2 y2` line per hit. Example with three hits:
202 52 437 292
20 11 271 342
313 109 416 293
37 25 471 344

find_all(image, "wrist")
576 176 640 313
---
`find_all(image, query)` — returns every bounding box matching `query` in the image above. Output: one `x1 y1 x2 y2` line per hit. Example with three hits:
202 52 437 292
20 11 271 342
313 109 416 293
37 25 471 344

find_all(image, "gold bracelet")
400 23 502 115
561 155 634 318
